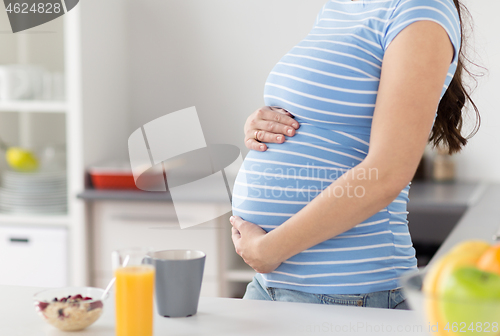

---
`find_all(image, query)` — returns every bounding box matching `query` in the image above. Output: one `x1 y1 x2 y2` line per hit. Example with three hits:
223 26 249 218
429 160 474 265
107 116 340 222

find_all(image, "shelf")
0 101 67 113
78 189 173 202
0 213 70 227
226 269 256 282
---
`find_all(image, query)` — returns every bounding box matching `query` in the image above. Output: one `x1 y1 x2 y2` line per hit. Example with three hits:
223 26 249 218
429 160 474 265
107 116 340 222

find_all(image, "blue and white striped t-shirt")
232 0 460 294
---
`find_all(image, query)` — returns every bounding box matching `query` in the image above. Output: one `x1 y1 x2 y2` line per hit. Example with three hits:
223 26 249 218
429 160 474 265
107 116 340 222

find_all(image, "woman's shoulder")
387 0 460 38
382 0 461 59
389 0 459 20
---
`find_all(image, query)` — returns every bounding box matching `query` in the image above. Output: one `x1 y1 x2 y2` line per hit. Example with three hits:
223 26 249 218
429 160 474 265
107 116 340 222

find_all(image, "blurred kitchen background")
0 0 497 298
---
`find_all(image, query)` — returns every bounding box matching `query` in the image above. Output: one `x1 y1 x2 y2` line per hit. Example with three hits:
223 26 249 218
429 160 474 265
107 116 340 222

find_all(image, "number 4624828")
5 3 61 14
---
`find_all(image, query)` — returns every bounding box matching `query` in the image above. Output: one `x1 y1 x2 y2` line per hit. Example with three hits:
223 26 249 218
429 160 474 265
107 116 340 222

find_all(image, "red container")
89 164 138 190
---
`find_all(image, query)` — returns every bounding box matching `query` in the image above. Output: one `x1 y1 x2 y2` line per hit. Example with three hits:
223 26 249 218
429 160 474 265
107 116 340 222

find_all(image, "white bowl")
33 287 107 331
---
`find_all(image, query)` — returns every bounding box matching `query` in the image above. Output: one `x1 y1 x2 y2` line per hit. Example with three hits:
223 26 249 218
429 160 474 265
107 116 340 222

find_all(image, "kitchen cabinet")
0 4 85 287
0 0 135 288
0 225 67 287
89 201 225 297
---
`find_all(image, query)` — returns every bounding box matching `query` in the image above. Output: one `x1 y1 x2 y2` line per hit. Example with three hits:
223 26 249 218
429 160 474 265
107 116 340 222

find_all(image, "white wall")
127 0 325 156
453 1 500 181
80 0 131 165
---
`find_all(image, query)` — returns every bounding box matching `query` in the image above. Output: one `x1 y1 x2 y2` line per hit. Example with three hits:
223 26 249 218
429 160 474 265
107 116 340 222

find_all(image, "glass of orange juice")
113 247 155 336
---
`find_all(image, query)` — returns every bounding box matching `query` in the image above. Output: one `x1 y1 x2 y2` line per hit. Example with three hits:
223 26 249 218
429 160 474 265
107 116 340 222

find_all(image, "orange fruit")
477 244 500 275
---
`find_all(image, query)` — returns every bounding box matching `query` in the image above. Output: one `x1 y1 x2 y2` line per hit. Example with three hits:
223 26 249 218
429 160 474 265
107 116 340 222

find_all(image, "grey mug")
144 249 206 318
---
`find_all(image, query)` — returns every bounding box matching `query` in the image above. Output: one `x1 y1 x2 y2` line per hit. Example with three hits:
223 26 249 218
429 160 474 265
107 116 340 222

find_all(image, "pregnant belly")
231 123 368 232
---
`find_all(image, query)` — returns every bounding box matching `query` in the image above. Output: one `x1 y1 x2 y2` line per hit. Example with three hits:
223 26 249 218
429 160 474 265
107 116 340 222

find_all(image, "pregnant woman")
230 0 480 309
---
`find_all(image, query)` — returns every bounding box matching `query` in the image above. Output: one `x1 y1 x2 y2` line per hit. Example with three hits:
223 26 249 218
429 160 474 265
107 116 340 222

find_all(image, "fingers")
231 225 241 255
255 119 297 137
253 116 298 136
231 232 240 255
255 130 286 143
230 216 248 233
244 120 296 150
245 138 268 152
257 107 300 130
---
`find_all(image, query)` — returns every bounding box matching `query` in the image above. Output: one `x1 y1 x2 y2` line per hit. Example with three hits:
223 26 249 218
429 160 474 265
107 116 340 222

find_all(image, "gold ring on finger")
254 130 259 141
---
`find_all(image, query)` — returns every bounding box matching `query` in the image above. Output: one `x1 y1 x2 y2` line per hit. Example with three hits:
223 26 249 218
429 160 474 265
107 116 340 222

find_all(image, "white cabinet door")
90 201 222 296
0 226 67 287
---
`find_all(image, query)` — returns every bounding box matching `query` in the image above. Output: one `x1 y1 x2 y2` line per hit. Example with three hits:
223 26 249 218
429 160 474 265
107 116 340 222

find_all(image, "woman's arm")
231 21 455 273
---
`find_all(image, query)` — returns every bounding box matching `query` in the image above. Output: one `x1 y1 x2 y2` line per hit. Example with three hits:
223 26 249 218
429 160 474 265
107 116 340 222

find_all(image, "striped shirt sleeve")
382 0 461 62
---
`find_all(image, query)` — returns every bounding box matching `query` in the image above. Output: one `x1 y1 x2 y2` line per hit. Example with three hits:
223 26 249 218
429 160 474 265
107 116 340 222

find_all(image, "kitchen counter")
430 183 500 263
78 180 482 204
407 181 483 211
406 181 485 247
78 173 237 203
7 285 428 336
77 189 174 202
77 188 229 203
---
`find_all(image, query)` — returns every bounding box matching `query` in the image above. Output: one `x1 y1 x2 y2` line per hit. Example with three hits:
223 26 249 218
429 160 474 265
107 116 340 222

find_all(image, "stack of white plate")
0 170 67 215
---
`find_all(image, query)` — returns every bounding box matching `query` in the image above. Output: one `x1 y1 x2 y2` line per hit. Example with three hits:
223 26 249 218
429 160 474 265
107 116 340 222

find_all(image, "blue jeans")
243 273 409 309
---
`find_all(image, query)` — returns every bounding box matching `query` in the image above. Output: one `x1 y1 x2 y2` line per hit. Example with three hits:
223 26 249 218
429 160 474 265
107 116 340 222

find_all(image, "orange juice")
115 265 155 336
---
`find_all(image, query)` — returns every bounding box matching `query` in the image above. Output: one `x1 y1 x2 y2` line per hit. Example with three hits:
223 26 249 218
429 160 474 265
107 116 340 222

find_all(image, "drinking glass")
113 247 155 336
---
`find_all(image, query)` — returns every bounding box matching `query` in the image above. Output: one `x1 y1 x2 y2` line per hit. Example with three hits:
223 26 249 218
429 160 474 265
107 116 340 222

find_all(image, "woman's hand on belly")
244 106 300 152
230 216 282 274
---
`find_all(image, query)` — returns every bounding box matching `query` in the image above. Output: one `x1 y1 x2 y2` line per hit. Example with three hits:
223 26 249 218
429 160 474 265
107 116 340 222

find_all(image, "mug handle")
142 255 153 265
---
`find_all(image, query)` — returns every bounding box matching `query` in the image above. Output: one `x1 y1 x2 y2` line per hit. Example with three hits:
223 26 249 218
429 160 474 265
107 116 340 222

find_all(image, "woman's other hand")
244 106 300 152
230 216 281 273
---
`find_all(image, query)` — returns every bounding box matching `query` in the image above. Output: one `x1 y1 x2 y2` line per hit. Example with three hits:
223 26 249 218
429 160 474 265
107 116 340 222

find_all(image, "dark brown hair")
429 0 482 154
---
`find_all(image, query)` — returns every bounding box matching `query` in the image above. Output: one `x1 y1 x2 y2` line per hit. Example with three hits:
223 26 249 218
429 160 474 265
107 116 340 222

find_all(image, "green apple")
442 266 500 334
6 147 39 172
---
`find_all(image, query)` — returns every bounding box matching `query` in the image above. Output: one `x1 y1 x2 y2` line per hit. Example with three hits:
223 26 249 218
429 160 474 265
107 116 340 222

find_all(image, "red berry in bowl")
37 302 49 311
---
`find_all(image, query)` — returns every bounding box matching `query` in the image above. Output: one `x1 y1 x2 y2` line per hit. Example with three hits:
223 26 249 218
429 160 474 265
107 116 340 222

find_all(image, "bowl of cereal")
34 287 107 331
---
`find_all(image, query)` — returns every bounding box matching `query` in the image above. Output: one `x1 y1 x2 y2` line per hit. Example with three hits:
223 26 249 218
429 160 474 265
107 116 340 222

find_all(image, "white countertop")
6 285 428 336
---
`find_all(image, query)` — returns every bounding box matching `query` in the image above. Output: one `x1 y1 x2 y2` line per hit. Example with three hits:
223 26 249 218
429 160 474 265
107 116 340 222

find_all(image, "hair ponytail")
429 0 482 154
